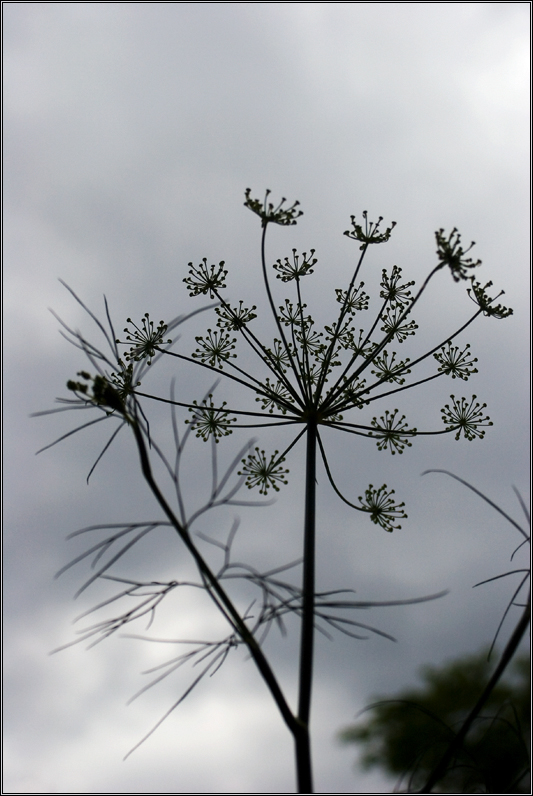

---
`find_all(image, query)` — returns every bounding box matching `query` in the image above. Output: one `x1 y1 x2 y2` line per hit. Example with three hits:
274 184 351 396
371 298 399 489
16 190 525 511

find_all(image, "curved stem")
314 245 369 402
260 226 307 400
208 284 304 406
422 470 529 541
321 264 453 413
129 412 299 737
316 430 368 514
133 388 293 421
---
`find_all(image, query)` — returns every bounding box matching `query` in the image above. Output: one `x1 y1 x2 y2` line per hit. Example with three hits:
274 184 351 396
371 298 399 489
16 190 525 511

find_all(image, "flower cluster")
256 378 292 414
184 259 228 298
186 395 236 442
344 211 396 249
435 228 482 282
67 371 126 415
335 283 369 314
358 484 407 532
346 329 377 359
244 189 303 228
380 308 418 343
273 249 317 282
277 299 311 328
175 191 512 531
238 448 289 495
441 395 493 441
371 350 411 385
338 378 369 409
215 301 257 330
192 329 237 368
380 266 415 307
119 314 171 365
434 342 478 380
369 409 416 455
467 280 513 319
265 339 292 372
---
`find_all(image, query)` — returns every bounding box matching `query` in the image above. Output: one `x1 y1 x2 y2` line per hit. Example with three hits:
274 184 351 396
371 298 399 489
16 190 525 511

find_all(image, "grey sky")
3 3 530 793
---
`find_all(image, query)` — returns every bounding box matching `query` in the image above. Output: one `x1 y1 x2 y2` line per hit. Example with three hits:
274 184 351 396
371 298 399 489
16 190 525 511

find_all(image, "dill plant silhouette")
37 190 513 794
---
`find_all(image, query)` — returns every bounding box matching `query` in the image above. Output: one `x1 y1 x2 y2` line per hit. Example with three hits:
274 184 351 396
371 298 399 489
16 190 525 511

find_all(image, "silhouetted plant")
36 191 513 793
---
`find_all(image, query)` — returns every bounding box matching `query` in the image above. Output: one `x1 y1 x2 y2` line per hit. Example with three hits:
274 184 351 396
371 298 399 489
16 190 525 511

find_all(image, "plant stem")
296 419 317 792
130 414 299 739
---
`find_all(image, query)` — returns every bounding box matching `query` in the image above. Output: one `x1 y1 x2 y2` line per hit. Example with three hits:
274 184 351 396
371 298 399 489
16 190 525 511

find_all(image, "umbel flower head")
107 190 512 533
244 188 303 227
441 395 493 441
273 249 317 282
358 485 406 532
467 279 513 318
184 258 228 298
192 329 237 369
344 211 397 250
435 227 482 282
118 314 171 365
238 448 289 495
368 409 416 455
186 395 237 442
434 342 478 380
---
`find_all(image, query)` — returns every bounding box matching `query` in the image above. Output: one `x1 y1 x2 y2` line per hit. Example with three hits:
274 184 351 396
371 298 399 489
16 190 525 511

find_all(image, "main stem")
295 420 317 793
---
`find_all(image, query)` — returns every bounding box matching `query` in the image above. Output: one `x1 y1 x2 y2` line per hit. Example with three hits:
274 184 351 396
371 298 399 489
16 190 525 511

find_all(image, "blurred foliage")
340 649 530 793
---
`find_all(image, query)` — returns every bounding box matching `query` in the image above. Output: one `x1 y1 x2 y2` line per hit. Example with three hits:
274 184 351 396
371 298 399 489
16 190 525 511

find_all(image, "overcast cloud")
3 3 530 794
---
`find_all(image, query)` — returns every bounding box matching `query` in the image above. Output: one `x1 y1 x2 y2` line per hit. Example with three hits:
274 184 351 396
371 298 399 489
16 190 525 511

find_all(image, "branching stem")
130 413 299 737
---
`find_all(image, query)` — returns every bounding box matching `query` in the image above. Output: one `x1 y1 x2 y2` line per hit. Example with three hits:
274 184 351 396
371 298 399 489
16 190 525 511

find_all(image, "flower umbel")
337 378 368 410
67 371 126 415
435 228 482 282
184 259 228 298
256 378 293 414
371 350 411 385
119 314 171 365
441 395 493 440
434 342 478 380
358 484 407 532
380 266 415 308
344 211 396 250
346 329 377 359
273 249 317 282
265 339 293 373
238 448 289 495
467 280 513 319
380 308 418 344
244 189 302 228
179 191 510 525
192 329 237 369
335 283 370 314
369 409 416 455
186 395 237 442
278 299 311 328
215 301 257 330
